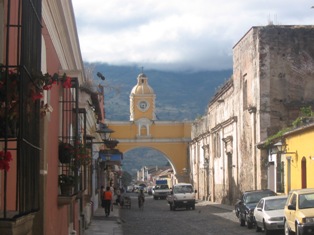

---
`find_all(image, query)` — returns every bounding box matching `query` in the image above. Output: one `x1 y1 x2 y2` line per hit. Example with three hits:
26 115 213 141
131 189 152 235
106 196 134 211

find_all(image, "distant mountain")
87 63 232 121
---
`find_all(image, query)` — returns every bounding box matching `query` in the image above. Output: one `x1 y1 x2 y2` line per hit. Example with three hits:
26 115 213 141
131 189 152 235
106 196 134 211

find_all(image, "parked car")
284 188 314 235
254 195 287 234
235 189 276 229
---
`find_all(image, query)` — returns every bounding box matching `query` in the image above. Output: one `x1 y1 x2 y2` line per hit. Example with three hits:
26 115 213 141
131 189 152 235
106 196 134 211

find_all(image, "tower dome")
130 73 154 95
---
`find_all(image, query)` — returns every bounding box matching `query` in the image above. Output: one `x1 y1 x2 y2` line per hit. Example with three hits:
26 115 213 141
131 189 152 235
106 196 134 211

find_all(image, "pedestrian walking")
103 186 113 217
138 188 145 210
116 188 121 207
100 186 105 208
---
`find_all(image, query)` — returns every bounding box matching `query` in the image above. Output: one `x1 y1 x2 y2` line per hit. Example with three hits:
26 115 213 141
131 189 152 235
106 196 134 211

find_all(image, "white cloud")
72 0 314 71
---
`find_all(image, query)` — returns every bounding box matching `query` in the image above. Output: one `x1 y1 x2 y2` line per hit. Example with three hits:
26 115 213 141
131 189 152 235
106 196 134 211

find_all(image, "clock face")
138 100 149 111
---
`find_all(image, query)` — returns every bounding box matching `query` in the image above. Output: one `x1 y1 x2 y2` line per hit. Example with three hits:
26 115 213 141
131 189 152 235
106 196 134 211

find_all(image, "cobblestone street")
118 194 284 235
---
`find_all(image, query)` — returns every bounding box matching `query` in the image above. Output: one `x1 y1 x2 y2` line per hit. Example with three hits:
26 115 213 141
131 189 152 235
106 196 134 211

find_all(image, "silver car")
254 195 288 234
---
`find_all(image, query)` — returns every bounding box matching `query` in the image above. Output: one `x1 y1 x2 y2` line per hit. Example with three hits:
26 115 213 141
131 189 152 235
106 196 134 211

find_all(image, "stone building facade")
190 25 314 205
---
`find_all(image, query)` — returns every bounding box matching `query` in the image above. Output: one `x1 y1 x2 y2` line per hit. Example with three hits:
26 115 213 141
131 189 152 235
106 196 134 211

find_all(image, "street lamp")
272 140 296 155
96 123 113 140
96 123 119 149
273 141 285 154
271 140 297 194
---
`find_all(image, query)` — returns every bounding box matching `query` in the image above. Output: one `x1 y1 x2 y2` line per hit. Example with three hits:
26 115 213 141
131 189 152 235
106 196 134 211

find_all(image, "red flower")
43 84 53 90
32 92 43 101
63 77 72 89
0 150 13 171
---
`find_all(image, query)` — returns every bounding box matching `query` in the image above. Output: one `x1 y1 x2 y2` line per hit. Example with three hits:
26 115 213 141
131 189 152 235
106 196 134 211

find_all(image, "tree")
121 171 132 187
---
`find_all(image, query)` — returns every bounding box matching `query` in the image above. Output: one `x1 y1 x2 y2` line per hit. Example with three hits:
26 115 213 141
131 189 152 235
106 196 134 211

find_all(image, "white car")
254 195 287 234
167 183 197 210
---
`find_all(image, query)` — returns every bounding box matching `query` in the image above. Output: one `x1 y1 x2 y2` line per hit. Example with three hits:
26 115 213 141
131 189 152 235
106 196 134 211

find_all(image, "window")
256 199 264 209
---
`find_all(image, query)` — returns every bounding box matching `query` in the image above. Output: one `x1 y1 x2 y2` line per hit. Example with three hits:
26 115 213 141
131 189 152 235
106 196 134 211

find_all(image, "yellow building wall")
285 126 314 191
107 122 191 139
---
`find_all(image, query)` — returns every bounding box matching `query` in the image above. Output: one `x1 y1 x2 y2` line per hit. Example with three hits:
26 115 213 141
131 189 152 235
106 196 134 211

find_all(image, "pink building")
0 1 114 234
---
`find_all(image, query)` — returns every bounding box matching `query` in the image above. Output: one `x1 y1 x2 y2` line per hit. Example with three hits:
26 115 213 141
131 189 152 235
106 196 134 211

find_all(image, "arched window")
140 125 147 136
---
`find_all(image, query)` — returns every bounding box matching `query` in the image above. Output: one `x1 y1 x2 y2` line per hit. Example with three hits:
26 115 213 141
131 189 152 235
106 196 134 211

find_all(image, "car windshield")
173 185 193 194
264 198 286 211
155 185 169 189
299 193 314 209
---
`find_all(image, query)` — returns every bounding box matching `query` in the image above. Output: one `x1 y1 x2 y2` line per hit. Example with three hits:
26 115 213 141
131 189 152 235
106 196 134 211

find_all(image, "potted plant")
58 174 75 195
74 143 92 167
58 142 74 163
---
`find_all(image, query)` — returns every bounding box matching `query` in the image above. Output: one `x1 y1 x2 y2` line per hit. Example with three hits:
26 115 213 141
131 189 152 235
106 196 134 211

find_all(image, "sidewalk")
84 205 123 235
196 200 234 212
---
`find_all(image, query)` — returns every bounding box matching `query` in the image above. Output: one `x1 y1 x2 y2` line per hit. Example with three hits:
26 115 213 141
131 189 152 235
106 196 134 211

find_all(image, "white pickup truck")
167 183 197 210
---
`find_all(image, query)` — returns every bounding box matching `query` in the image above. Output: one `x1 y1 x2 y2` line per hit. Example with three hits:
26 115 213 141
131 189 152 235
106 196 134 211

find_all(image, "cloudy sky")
72 0 314 71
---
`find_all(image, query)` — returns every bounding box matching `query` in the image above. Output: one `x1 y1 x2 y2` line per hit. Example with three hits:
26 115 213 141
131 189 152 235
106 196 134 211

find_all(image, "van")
167 183 197 211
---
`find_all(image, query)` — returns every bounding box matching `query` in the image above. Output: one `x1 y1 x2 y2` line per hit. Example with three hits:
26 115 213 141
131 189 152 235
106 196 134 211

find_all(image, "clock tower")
130 73 156 122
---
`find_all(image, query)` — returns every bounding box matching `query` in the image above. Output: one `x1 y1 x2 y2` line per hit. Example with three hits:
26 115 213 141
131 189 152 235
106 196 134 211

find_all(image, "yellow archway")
106 72 192 182
107 120 191 182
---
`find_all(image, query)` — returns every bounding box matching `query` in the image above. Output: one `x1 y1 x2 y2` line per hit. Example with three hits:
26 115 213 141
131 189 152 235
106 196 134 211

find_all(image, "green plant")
58 142 75 163
300 106 313 117
58 174 75 196
264 106 314 147
58 174 75 186
264 127 291 147
292 106 314 128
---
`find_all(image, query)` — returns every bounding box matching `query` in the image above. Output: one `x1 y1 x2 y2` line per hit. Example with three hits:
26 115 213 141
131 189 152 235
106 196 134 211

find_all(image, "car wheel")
247 221 253 229
284 221 292 235
239 216 245 226
296 223 301 235
255 222 262 232
263 221 270 235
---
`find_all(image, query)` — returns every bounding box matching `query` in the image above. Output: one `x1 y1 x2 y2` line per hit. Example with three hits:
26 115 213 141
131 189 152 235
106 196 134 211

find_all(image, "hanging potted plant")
58 142 74 164
58 174 75 195
74 142 92 167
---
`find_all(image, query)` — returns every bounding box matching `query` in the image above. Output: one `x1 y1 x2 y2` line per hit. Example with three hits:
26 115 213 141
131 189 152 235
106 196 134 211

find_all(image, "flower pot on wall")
58 174 75 195
60 184 74 196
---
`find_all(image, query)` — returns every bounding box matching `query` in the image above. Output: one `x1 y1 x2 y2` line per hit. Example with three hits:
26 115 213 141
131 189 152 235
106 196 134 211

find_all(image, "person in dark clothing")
138 189 145 209
103 186 113 217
